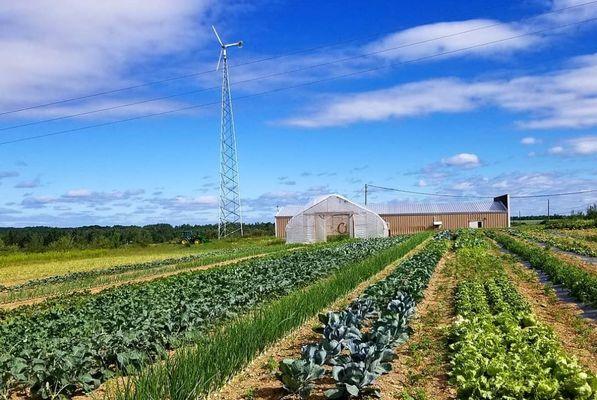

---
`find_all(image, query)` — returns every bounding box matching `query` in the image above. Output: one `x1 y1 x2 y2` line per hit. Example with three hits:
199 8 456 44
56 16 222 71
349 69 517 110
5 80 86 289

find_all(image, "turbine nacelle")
212 25 244 70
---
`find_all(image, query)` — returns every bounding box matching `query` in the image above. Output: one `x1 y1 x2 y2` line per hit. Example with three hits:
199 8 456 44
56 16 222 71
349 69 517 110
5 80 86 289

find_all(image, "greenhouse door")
315 215 327 242
331 214 351 237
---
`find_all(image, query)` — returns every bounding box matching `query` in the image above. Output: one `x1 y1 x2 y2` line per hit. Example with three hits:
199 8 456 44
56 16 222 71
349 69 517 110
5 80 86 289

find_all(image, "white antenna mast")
213 25 244 238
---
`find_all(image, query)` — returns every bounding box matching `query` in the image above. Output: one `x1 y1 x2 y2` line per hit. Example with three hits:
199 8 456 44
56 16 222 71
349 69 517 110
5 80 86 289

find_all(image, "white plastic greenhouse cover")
285 194 389 244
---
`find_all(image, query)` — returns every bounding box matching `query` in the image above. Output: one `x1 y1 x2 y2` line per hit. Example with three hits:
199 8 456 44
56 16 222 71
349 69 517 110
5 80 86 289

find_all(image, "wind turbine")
213 25 244 238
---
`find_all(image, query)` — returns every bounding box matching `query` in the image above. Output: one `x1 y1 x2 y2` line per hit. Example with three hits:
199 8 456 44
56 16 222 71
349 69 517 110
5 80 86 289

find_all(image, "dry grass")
0 238 277 285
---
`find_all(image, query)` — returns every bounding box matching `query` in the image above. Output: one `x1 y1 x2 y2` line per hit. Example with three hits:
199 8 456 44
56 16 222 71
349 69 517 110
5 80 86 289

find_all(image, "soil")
207 239 432 400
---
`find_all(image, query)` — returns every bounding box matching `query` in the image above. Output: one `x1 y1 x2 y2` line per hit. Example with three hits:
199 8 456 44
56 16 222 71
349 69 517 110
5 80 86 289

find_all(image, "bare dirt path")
499 249 597 373
0 252 277 311
208 239 431 400
373 252 457 400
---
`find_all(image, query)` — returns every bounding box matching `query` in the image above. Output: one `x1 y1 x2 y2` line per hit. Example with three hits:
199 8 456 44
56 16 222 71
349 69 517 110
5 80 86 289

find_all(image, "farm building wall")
275 216 291 239
379 212 508 235
275 211 508 239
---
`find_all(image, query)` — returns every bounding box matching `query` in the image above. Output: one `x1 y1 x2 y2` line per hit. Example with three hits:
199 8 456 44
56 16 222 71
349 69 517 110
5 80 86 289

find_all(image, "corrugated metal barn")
275 194 510 241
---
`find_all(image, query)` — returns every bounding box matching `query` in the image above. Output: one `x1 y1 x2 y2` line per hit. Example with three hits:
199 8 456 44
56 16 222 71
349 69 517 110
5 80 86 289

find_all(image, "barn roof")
276 197 507 217
367 200 507 215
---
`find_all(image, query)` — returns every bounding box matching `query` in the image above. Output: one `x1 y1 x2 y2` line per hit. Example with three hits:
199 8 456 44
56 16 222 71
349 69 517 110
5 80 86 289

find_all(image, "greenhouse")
278 194 389 244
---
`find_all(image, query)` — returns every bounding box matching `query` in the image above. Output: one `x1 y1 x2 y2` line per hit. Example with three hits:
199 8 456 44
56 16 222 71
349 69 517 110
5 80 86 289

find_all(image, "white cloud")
417 179 427 187
14 177 41 189
0 1 215 115
567 135 597 154
367 19 537 61
521 137 541 145
452 181 475 190
549 135 597 155
66 189 93 198
442 153 481 168
282 53 597 129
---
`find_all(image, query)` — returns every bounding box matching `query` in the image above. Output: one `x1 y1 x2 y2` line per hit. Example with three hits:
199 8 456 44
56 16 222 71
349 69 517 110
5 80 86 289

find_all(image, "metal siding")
278 211 508 237
368 201 506 214
380 212 508 235
275 217 291 238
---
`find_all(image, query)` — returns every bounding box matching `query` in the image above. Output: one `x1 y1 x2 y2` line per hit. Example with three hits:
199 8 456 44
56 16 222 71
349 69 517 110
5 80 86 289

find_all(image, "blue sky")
0 0 596 227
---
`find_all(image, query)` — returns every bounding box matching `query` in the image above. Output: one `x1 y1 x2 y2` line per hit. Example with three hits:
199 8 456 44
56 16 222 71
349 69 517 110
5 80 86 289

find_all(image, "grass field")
0 237 281 285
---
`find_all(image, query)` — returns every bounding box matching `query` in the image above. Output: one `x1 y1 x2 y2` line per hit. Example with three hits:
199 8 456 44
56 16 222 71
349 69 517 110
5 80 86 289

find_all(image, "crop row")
488 230 597 306
0 236 410 399
277 236 449 399
0 242 289 292
108 232 431 400
453 229 488 250
0 243 293 306
508 228 596 257
450 277 596 399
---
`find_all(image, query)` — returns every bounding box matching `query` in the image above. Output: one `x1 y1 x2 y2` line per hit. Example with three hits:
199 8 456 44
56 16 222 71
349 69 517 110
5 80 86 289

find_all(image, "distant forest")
512 203 597 220
0 223 274 252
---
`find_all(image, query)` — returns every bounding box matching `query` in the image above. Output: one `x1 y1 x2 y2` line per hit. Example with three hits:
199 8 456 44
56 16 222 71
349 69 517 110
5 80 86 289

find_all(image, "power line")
5 5 597 132
511 189 597 198
367 184 494 198
1 0 595 118
1 16 596 147
367 184 597 199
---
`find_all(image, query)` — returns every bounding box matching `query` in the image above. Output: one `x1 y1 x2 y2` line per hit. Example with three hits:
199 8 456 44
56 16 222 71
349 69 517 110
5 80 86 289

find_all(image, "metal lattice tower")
213 26 243 238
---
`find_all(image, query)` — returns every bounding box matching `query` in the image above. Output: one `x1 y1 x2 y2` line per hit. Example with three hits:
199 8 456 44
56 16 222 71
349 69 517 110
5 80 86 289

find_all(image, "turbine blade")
212 25 224 46
216 50 222 71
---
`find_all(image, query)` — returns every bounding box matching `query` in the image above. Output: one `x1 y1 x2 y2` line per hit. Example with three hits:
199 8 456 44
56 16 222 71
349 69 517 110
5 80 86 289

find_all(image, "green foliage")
489 231 597 307
544 219 597 229
278 359 325 398
0 236 414 398
109 233 430 400
508 228 596 257
0 244 281 296
276 237 449 399
453 229 487 250
0 223 275 252
449 278 596 399
327 234 351 243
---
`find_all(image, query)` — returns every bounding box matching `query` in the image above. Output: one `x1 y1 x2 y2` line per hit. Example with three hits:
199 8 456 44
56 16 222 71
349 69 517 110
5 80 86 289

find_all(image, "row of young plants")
544 219 597 229
0 243 293 305
0 236 411 399
450 276 596 399
508 228 596 257
277 235 449 399
452 229 488 250
107 232 430 400
488 230 597 307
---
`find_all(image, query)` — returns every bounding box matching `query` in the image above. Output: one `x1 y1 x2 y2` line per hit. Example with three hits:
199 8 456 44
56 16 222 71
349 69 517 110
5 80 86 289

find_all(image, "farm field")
0 239 296 308
507 227 597 258
0 233 426 399
200 229 596 400
0 237 282 285
0 228 595 400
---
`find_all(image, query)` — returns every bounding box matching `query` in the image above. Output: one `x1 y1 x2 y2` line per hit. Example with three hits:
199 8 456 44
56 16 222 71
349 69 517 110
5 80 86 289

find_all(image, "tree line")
0 223 274 253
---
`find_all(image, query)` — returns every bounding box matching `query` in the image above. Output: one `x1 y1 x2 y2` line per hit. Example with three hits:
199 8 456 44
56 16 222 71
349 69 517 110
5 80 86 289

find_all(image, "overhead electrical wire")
0 15 596 146
366 184 494 199
3 2 597 132
366 184 597 199
1 0 595 118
